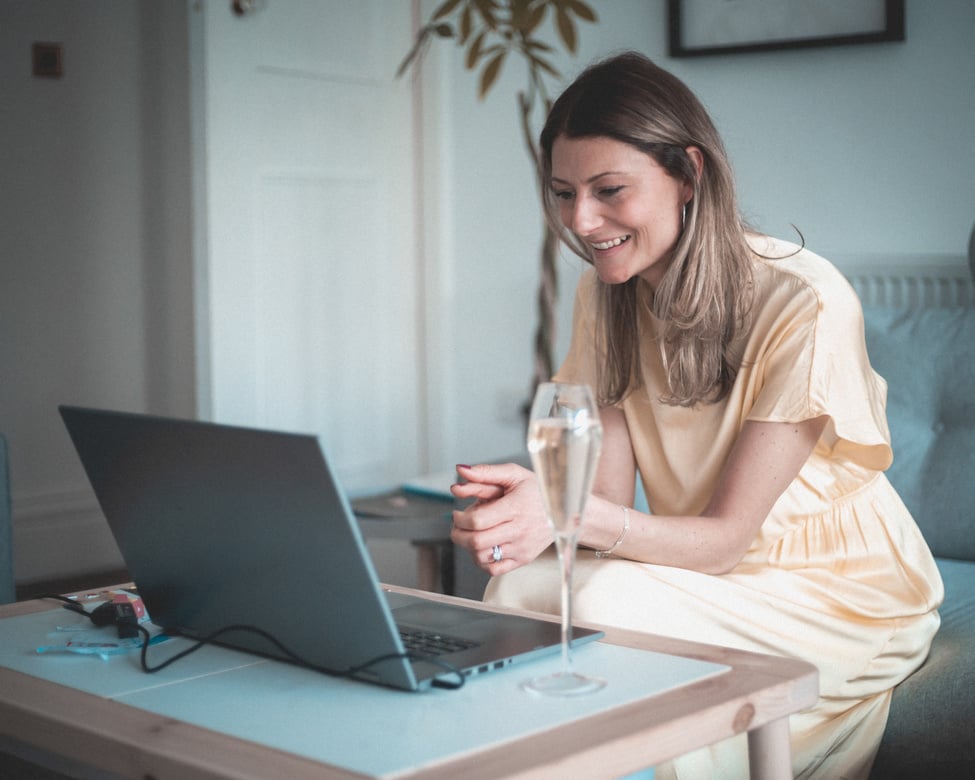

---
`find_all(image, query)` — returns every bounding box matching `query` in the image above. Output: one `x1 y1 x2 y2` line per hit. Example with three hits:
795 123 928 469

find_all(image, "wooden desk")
0 587 817 780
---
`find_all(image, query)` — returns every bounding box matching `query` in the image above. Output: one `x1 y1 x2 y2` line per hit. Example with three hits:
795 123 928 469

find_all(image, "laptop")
59 405 602 691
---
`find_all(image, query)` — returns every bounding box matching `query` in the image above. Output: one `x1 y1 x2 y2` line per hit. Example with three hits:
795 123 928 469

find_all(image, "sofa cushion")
871 557 975 777
863 306 975 560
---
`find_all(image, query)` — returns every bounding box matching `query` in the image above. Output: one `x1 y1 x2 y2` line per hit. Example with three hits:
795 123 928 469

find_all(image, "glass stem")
555 532 577 677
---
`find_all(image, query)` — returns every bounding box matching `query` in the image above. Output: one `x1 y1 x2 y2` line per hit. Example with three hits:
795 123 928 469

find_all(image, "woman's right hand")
450 463 555 574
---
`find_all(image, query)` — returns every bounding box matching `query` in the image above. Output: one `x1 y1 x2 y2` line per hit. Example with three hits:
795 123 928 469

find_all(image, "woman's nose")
567 196 601 235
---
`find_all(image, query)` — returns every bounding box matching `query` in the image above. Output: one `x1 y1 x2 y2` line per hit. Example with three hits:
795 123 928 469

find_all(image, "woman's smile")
590 235 632 251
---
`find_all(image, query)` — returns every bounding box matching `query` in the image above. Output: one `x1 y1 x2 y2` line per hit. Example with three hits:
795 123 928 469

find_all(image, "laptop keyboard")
399 628 479 657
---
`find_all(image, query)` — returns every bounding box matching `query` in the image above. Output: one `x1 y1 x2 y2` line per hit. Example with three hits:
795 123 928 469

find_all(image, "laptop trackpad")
391 600 491 631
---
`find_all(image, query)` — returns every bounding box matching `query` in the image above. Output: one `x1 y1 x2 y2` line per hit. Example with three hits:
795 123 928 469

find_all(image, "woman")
450 52 942 779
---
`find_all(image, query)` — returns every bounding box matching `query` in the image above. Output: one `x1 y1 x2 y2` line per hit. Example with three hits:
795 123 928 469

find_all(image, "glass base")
521 671 607 697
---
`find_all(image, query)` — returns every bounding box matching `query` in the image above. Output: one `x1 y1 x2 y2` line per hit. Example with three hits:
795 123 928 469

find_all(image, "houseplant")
399 0 597 409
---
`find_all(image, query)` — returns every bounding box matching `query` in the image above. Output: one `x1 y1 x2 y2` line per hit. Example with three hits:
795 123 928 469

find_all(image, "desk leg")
747 717 791 780
413 544 440 592
411 541 454 594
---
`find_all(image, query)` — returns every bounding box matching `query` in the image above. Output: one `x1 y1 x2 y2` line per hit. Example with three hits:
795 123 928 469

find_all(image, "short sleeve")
746 268 892 471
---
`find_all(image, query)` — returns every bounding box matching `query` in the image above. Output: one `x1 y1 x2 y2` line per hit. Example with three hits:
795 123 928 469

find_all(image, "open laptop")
59 405 602 691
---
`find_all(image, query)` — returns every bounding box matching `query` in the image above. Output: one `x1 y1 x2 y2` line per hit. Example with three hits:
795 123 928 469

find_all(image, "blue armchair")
864 303 975 778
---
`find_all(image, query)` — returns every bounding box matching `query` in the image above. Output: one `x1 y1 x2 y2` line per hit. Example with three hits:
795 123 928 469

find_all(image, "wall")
430 0 975 470
0 1 194 585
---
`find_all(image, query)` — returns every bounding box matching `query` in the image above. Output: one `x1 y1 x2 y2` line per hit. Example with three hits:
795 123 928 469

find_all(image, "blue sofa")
864 303 975 778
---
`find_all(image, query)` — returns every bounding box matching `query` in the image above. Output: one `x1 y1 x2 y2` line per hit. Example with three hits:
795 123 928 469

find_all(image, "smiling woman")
451 51 943 780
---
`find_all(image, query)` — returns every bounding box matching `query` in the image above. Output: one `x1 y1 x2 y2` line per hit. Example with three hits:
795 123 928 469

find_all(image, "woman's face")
550 134 693 289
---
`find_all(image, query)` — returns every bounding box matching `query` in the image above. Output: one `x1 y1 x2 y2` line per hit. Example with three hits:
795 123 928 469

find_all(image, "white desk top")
0 589 818 780
1 606 727 777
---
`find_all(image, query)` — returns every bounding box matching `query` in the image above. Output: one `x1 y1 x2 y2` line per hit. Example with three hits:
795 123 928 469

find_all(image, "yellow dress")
484 236 943 779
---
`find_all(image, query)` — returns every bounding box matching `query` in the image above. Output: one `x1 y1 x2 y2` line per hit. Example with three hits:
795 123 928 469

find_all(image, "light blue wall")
432 0 975 467
664 3 974 264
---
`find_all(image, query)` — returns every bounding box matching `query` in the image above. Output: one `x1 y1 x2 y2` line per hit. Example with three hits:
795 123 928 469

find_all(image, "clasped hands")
450 463 554 574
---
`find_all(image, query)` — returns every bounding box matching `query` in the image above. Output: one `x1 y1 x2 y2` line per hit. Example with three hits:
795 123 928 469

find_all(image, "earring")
681 202 687 230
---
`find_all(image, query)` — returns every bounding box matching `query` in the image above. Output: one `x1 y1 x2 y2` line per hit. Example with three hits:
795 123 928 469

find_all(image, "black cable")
42 592 89 614
138 623 465 689
41 595 465 690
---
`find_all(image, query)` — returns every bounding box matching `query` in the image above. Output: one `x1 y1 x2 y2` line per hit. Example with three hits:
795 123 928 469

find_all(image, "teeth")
592 236 630 250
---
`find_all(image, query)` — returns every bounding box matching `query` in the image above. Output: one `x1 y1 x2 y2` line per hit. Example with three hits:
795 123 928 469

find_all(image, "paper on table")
351 489 454 519
401 470 458 501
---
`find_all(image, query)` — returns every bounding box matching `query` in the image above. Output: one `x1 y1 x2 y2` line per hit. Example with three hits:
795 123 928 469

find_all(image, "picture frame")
668 0 905 58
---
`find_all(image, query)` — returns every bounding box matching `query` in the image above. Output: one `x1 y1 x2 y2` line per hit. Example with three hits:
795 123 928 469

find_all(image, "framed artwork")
668 0 905 58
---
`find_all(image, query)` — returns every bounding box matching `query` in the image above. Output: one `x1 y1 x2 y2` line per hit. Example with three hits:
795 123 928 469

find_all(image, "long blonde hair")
540 52 754 407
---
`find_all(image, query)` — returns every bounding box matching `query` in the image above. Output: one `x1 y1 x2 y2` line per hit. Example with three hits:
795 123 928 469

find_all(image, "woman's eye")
553 190 574 201
599 186 623 198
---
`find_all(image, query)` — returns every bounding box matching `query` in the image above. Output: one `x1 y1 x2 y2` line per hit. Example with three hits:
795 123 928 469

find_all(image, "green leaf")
555 8 576 53
465 30 487 70
565 0 597 23
524 2 547 36
478 50 507 98
432 0 464 22
530 54 560 79
395 28 431 78
459 5 473 44
473 0 499 30
509 0 531 31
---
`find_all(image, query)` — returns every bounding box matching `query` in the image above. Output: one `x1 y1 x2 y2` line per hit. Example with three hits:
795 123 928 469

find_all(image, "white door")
191 0 422 493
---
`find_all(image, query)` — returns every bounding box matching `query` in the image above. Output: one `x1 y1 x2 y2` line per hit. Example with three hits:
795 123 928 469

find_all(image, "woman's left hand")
450 463 554 574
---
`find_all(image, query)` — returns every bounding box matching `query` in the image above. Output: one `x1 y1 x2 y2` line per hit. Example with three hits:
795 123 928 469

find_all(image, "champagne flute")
523 382 606 696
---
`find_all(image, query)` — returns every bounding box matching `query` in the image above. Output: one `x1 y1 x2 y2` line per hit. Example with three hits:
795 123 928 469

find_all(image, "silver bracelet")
594 506 630 558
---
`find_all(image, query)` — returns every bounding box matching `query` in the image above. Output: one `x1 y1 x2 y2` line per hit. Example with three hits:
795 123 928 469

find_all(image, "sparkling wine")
523 382 607 697
527 416 603 537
